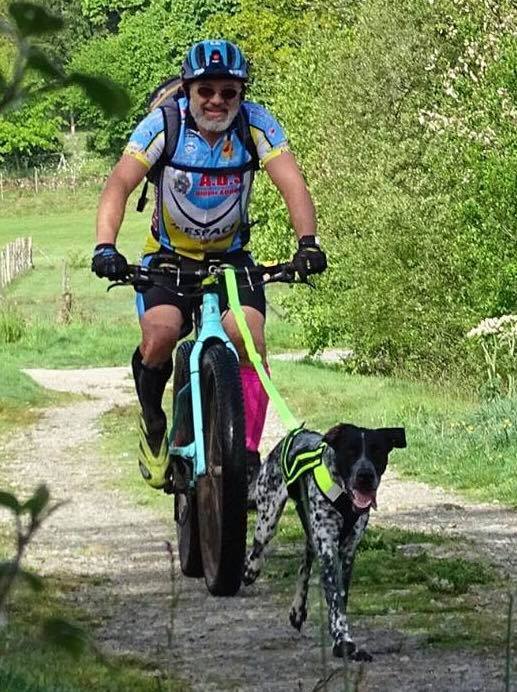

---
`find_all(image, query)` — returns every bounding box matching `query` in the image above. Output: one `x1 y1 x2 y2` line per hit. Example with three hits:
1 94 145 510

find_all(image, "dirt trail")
0 365 514 691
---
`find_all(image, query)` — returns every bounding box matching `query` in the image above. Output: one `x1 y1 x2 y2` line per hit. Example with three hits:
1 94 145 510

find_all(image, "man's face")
188 78 242 133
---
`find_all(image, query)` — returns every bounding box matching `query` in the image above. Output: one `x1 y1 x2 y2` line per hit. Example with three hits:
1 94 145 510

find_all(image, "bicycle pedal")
169 457 191 494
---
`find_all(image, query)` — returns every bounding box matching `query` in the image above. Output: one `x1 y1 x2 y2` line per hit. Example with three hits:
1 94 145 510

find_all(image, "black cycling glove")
91 243 128 280
292 236 327 281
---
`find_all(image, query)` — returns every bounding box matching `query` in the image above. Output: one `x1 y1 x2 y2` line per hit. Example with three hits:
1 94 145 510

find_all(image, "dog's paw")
350 648 373 662
242 560 259 586
332 640 372 662
289 603 307 631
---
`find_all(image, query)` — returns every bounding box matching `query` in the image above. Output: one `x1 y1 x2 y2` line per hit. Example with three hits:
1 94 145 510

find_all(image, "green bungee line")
224 267 301 432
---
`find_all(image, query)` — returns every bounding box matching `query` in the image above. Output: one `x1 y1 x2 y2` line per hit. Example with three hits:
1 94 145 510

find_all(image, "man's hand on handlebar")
292 236 327 281
91 243 128 280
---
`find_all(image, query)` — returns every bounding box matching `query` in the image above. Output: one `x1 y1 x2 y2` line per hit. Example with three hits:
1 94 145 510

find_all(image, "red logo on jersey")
199 173 241 187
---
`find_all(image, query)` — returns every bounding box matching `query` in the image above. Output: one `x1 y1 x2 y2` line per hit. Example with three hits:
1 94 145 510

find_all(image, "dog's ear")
323 423 358 453
381 427 407 450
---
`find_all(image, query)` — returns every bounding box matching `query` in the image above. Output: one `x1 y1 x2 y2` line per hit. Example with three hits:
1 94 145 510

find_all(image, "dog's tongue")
352 489 377 511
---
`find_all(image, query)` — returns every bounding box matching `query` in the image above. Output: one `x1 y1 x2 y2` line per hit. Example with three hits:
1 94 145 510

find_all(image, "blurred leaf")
27 47 64 79
0 561 16 579
18 568 44 592
67 73 130 117
42 617 88 658
0 18 14 35
8 2 63 37
23 484 50 518
0 491 21 514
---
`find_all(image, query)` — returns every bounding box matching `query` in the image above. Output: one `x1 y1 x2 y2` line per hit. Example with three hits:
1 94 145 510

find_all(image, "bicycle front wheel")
197 343 247 596
173 340 203 578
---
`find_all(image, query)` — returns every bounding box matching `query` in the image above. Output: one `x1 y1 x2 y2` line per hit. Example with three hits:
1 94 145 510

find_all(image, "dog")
243 423 406 661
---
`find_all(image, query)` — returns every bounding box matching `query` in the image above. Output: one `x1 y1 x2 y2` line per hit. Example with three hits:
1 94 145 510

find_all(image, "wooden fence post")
58 261 72 324
0 237 34 289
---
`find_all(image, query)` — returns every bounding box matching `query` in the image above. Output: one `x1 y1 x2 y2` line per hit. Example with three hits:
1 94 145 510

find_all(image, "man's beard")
189 100 240 133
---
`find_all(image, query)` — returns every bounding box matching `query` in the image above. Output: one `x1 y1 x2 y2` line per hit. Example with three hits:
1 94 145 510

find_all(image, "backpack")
136 76 260 213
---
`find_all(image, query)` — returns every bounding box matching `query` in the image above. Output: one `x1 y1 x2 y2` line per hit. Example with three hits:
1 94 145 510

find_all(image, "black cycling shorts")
135 249 266 336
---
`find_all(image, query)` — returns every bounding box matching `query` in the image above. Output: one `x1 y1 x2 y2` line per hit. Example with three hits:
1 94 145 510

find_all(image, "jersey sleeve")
243 102 290 165
123 109 166 169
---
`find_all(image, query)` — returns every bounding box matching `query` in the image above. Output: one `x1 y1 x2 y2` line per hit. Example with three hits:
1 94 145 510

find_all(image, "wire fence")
0 152 110 197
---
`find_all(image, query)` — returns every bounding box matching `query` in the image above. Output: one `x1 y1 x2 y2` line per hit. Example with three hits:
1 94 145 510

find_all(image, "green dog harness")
280 427 349 513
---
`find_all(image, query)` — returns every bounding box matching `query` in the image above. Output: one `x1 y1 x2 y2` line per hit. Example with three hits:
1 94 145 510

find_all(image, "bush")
256 0 517 384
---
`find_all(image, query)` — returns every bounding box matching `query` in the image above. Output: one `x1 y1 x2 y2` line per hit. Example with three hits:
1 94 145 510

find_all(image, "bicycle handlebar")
107 260 299 293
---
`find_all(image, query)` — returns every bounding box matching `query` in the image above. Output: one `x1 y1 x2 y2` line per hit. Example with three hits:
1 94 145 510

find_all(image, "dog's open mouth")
351 489 377 512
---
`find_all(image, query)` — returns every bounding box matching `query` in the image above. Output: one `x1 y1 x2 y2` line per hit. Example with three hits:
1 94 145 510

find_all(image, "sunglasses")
195 85 240 101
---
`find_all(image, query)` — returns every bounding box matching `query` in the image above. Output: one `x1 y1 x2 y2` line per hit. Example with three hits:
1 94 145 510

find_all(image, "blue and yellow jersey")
124 98 289 260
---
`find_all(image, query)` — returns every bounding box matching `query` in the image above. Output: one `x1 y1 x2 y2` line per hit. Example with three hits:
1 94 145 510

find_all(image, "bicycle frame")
168 273 238 483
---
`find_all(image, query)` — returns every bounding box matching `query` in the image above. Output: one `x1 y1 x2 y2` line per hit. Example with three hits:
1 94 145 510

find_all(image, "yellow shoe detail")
138 415 169 489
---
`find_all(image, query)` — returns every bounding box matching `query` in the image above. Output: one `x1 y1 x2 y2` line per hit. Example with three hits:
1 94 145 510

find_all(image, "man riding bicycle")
92 39 327 499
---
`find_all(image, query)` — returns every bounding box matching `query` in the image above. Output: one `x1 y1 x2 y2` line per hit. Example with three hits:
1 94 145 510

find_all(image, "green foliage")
30 1 94 68
0 98 62 164
8 1 64 37
80 0 150 30
259 0 517 381
71 0 238 153
0 1 130 126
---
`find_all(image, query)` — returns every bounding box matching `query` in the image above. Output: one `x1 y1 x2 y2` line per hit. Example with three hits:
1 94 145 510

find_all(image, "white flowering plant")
467 314 517 397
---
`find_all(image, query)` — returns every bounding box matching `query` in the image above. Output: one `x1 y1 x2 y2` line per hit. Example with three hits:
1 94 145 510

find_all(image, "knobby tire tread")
197 343 247 596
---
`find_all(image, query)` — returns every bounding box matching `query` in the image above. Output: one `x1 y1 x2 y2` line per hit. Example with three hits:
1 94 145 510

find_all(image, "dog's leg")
335 514 372 662
243 457 288 585
289 536 314 631
307 495 353 656
340 514 369 614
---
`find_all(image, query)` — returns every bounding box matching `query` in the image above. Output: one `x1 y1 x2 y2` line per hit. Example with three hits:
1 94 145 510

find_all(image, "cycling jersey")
124 97 289 260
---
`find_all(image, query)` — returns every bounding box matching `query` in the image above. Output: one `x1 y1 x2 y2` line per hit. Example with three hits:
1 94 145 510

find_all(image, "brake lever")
106 281 125 292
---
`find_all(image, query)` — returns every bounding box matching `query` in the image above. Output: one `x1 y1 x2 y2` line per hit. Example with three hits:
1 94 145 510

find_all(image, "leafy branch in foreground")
0 1 130 116
0 484 64 610
0 485 88 657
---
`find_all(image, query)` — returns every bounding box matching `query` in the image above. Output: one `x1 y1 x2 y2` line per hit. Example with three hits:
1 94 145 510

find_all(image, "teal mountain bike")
113 258 297 596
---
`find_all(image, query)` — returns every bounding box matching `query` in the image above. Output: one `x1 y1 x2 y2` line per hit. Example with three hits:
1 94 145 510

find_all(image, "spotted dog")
243 423 406 661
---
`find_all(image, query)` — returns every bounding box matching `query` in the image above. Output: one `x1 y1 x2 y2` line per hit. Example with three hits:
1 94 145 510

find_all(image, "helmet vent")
226 43 236 68
195 44 206 69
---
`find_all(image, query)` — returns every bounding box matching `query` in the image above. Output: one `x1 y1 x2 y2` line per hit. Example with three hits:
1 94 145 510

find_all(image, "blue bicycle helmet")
181 40 249 82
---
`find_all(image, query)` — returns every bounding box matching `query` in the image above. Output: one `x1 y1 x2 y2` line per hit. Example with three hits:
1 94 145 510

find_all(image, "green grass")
0 575 187 691
269 360 517 506
0 354 74 435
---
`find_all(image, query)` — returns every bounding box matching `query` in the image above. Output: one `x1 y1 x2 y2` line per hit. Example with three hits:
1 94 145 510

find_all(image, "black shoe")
246 451 261 511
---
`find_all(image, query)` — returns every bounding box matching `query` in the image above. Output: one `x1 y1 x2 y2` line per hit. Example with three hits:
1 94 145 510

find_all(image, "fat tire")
173 340 203 578
197 343 247 596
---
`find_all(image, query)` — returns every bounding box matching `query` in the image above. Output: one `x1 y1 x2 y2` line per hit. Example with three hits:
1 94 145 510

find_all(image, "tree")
80 0 150 31
71 0 238 154
0 2 130 164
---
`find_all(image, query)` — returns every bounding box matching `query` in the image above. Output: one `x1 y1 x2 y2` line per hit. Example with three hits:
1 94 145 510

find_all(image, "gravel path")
0 364 514 691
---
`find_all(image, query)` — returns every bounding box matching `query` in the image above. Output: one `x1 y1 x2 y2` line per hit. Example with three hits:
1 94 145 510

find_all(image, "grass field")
0 565 188 691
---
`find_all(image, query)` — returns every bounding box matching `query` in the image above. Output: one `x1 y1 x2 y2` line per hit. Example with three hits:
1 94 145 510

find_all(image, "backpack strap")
238 105 260 172
136 101 181 212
